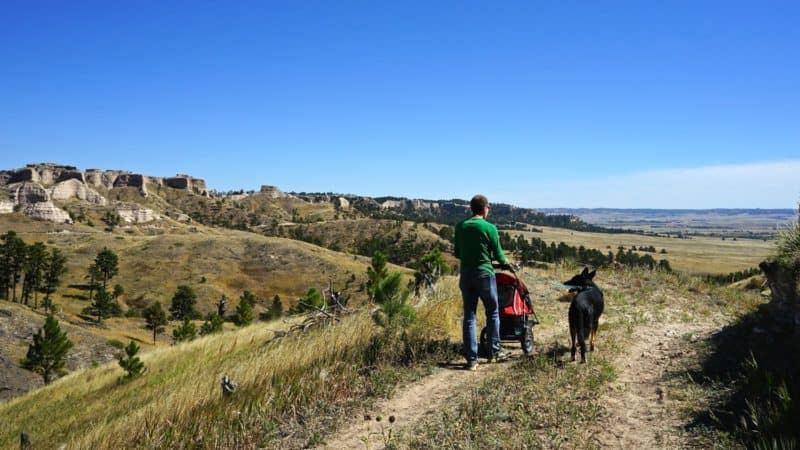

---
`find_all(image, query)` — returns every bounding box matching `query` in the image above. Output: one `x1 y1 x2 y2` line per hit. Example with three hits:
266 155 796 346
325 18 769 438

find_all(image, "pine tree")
260 295 283 321
20 315 73 384
86 263 102 302
170 285 199 320
42 248 67 313
117 341 145 380
103 210 121 231
372 272 416 329
290 288 324 313
233 297 254 327
143 301 168 344
22 242 47 307
172 318 197 343
1 231 27 302
199 312 224 335
366 251 388 301
83 288 121 323
94 248 119 290
239 290 257 308
112 284 125 301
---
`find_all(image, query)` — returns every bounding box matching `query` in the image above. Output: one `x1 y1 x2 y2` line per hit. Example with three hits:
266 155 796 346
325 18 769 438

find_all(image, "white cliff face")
0 200 14 214
49 179 107 205
117 204 159 223
12 182 50 204
335 197 350 209
22 202 72 223
380 200 405 209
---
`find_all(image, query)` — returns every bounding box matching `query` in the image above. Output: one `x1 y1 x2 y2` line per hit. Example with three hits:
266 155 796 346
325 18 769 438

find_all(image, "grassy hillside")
0 263 770 448
0 214 400 315
0 277 463 449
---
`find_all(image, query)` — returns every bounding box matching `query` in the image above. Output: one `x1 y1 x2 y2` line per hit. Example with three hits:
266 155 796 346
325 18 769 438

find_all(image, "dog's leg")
569 323 576 362
578 314 588 364
590 318 599 352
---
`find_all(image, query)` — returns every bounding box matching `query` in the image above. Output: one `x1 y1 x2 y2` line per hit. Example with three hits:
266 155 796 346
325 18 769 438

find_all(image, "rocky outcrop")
0 164 79 186
117 204 159 223
0 200 13 214
12 182 50 204
334 197 350 209
165 174 208 196
85 169 123 189
22 201 72 223
49 179 107 205
380 199 407 209
259 185 289 199
1 164 208 197
760 259 800 334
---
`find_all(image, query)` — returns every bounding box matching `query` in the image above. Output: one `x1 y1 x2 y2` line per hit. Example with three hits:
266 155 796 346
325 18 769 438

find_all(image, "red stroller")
480 265 538 354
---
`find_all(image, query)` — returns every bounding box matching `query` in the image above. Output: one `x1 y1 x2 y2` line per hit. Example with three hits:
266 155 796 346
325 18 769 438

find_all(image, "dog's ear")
588 269 596 279
581 267 589 276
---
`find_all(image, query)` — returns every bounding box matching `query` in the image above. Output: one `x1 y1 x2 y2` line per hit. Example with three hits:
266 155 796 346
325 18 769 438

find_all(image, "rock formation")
334 197 350 209
11 182 50 204
0 163 212 223
165 174 208 196
0 201 13 214
49 179 107 205
117 204 159 223
760 259 800 334
22 202 72 223
258 185 289 199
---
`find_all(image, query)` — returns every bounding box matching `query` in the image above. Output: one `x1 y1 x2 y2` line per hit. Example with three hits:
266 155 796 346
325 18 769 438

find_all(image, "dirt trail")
592 320 712 448
319 271 564 450
317 359 505 449
320 326 562 449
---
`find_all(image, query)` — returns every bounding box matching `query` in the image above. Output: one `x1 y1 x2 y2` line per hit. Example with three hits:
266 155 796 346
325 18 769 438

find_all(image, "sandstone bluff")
0 163 209 224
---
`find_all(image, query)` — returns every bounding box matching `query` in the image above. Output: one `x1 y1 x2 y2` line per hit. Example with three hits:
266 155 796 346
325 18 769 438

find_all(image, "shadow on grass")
62 294 88 301
685 303 799 448
67 284 93 291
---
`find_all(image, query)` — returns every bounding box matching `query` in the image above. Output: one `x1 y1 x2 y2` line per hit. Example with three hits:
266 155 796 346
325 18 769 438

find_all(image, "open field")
510 226 773 274
540 208 796 237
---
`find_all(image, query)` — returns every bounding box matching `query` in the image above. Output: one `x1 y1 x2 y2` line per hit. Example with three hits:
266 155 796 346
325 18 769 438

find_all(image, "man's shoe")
492 349 511 362
466 360 479 371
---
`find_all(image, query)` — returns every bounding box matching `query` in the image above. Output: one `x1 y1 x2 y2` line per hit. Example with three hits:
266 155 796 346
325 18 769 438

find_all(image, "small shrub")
117 341 145 381
106 339 125 350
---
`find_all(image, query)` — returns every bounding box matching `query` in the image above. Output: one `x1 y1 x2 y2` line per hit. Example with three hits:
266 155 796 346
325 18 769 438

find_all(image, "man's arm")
489 225 508 265
453 222 462 260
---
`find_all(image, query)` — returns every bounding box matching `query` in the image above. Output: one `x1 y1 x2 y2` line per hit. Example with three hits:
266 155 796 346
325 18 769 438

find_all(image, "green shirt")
454 217 507 274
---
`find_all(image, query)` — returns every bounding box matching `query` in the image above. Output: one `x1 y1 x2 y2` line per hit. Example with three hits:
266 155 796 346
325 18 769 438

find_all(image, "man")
454 194 510 370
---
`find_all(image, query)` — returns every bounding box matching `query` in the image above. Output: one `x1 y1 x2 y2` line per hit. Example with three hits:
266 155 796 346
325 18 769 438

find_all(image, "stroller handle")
492 263 517 274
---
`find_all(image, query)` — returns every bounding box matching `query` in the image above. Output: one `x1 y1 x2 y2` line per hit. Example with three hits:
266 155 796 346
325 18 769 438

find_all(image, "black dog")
564 267 604 363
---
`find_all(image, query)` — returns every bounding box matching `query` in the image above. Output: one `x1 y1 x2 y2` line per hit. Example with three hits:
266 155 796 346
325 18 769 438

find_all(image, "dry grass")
0 215 399 320
396 265 768 449
512 226 773 275
0 275 464 449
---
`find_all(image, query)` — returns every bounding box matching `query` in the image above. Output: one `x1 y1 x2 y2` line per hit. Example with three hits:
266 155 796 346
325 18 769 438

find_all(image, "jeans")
460 270 500 362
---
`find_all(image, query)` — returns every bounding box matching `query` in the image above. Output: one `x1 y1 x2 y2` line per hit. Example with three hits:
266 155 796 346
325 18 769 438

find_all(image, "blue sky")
1 1 798 208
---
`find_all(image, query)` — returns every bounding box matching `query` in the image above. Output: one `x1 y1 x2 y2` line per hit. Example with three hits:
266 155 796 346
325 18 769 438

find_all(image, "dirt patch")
592 321 712 448
0 304 117 402
317 357 509 449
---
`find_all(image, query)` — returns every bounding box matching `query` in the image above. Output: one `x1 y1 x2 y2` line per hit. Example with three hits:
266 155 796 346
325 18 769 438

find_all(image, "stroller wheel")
521 324 534 355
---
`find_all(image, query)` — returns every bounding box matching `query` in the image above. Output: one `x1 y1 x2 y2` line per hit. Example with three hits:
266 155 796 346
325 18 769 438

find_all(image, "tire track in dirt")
318 325 562 450
592 320 713 449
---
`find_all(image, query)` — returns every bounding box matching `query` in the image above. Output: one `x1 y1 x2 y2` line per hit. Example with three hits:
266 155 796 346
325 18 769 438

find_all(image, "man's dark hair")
470 195 488 215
